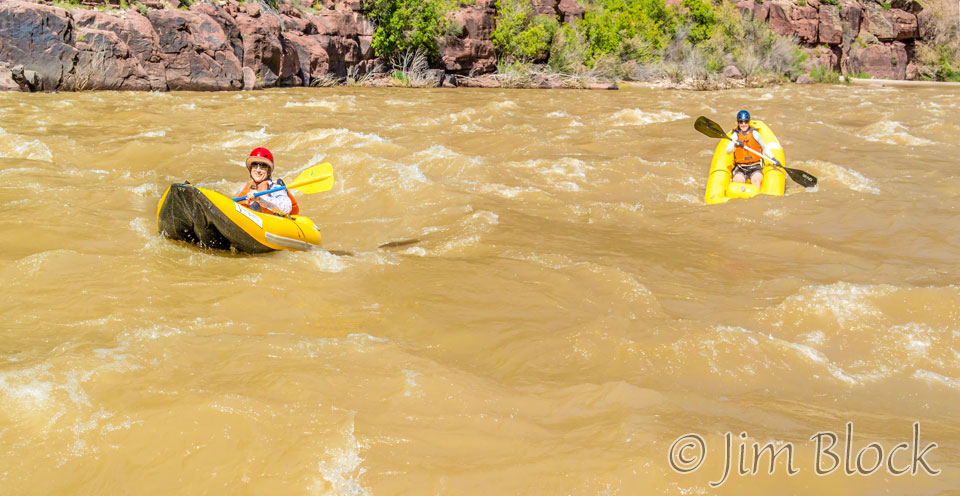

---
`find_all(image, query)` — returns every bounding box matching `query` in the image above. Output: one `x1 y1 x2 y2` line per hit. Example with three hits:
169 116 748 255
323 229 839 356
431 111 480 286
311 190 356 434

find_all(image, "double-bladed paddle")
232 162 335 201
694 116 817 188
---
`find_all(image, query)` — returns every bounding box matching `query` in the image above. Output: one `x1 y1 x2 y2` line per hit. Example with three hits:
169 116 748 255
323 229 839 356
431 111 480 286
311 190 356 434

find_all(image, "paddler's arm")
256 187 292 214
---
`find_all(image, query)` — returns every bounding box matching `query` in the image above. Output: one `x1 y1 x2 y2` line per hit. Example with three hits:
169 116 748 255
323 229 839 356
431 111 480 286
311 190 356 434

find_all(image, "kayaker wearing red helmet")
236 147 300 216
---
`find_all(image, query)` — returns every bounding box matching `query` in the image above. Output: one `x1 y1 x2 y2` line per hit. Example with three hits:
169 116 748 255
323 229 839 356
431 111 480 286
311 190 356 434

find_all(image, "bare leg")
749 171 763 187
732 172 746 183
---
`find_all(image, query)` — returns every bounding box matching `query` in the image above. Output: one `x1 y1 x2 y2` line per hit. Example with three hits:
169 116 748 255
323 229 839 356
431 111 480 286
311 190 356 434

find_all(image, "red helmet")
245 147 274 174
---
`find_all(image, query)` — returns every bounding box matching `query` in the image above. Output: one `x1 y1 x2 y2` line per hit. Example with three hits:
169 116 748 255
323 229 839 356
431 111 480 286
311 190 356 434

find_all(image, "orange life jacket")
733 126 763 164
237 180 300 216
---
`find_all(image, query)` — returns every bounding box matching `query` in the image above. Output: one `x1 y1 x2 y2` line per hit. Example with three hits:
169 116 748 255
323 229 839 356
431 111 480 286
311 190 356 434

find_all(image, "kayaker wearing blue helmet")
726 110 772 187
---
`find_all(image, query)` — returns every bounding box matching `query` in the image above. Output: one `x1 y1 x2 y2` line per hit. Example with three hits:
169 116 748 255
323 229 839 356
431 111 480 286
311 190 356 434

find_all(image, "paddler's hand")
770 158 782 167
734 140 744 148
245 191 256 200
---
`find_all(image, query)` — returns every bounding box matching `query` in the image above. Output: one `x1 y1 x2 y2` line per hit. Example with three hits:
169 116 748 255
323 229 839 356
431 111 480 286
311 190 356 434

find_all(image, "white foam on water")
0 166 43 178
312 432 368 496
556 181 580 192
402 246 426 256
546 110 569 118
490 100 518 110
608 109 688 127
283 99 340 110
781 281 890 326
14 249 76 277
433 210 499 255
758 93 775 100
413 144 464 163
913 369 960 390
275 249 347 273
666 193 699 204
444 107 480 124
367 161 429 190
347 333 389 343
782 341 863 385
800 330 825 346
805 160 879 194
0 128 53 162
402 369 423 398
764 208 784 218
0 366 56 410
220 127 275 149
472 210 499 225
131 218 162 250
475 182 542 199
296 128 389 148
710 326 883 386
542 157 590 179
103 130 167 144
130 183 160 197
858 121 933 146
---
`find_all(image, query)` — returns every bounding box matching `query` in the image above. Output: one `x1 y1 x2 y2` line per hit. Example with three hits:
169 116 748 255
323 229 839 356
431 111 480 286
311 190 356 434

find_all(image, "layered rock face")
0 0 378 91
0 0 591 91
736 0 925 79
0 0 942 91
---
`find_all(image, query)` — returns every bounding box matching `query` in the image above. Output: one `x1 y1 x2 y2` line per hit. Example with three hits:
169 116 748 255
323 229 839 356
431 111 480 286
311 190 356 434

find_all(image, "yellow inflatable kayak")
704 120 787 204
156 183 322 253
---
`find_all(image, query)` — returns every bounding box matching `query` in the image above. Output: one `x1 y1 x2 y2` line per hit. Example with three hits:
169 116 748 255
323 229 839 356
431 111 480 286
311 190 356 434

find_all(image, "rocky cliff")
735 0 928 80
0 0 946 91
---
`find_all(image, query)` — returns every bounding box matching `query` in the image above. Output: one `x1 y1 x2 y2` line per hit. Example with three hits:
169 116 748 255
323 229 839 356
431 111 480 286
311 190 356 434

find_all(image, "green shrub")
548 23 589 73
390 70 410 85
810 64 841 83
491 0 559 61
579 0 676 66
914 0 960 81
364 0 456 60
682 0 717 44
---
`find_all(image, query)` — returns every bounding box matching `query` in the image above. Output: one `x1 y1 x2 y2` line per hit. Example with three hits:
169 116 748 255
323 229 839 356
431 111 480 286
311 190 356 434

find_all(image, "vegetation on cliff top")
364 0 959 85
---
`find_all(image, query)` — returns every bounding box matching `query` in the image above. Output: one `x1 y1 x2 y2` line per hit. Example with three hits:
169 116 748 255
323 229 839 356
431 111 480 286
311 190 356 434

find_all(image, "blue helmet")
736 110 750 122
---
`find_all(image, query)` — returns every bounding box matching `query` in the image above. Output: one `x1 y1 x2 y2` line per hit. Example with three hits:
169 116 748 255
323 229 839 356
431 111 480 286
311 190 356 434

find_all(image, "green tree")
491 0 559 61
365 0 450 60
578 0 677 65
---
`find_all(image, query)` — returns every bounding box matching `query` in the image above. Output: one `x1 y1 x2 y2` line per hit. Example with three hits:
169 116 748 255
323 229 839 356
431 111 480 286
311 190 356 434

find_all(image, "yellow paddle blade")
287 163 334 194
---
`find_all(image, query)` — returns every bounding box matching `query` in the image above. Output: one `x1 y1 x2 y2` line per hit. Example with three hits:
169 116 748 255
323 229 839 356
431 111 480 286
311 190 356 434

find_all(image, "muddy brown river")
1 84 959 494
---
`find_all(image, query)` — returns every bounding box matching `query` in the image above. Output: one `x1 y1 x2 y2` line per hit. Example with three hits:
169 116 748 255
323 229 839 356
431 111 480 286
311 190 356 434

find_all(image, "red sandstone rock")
558 0 585 24
840 1 863 45
888 8 919 40
844 41 909 79
0 1 77 90
861 4 898 41
453 5 496 39
765 1 796 38
458 75 500 88
148 9 243 90
818 5 842 44
281 31 331 86
804 44 839 72
441 38 496 74
0 63 21 91
790 5 819 44
532 0 559 17
235 12 284 86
